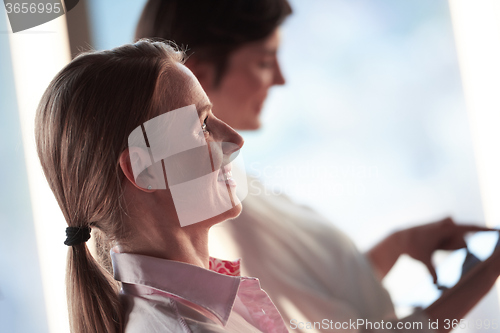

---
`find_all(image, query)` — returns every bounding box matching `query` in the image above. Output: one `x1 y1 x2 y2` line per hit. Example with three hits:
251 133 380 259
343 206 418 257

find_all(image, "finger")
439 237 467 250
437 217 494 232
455 225 497 233
439 217 455 225
423 260 438 284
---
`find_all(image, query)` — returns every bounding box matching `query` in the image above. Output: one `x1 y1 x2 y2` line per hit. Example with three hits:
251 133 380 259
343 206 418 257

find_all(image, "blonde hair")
35 40 184 333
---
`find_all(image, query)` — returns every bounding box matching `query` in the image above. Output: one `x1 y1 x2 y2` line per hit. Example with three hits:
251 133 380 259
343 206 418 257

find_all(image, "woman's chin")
198 204 242 227
227 202 243 219
216 203 242 222
239 117 261 131
227 112 261 131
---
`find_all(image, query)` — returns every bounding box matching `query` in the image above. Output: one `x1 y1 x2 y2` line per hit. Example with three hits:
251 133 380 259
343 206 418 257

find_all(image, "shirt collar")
111 251 242 325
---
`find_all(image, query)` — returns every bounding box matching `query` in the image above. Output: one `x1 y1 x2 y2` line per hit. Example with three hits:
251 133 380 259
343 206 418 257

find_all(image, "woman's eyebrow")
256 46 278 55
198 103 213 117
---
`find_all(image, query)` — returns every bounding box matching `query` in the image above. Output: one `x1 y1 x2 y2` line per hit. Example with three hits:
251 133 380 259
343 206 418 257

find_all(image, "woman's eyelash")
201 116 209 134
259 61 273 68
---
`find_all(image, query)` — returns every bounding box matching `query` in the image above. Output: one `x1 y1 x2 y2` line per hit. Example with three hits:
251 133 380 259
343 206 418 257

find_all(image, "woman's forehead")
179 64 211 109
240 28 281 54
158 63 210 115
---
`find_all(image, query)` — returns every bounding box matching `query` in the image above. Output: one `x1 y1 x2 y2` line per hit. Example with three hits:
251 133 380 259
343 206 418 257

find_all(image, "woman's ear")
185 57 217 91
119 148 165 192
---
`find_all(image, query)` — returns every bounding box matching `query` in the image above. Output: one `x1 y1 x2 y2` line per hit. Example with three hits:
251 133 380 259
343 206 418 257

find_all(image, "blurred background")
1 0 500 332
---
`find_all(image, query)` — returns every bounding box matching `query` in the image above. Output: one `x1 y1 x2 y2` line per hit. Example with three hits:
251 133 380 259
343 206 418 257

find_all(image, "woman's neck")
117 208 213 269
116 182 219 269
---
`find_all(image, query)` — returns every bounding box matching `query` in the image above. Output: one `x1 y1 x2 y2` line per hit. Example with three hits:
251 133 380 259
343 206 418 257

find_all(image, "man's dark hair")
135 0 292 84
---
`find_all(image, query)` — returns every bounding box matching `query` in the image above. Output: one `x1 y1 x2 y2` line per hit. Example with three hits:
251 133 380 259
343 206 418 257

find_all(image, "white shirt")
210 175 435 333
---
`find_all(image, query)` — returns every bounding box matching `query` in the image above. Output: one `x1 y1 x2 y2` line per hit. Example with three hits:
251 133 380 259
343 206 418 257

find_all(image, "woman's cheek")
255 68 275 89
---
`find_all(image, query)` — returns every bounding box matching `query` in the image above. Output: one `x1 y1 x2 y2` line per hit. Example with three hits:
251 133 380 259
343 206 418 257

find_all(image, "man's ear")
119 147 166 192
185 57 217 91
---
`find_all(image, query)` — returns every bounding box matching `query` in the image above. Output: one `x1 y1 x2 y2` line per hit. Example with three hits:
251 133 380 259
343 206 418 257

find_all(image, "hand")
397 217 493 284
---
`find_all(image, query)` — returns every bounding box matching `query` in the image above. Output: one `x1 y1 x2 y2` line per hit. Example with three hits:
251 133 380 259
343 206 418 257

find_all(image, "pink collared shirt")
111 251 289 333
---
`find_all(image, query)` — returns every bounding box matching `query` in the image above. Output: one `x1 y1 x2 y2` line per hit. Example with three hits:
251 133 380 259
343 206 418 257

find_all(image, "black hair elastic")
64 226 91 246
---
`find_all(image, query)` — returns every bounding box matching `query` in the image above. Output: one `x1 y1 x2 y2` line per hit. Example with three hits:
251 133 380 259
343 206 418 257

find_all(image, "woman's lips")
217 164 236 187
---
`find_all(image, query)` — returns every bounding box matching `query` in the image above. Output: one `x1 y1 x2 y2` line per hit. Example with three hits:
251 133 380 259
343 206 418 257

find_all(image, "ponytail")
35 40 184 332
66 243 122 333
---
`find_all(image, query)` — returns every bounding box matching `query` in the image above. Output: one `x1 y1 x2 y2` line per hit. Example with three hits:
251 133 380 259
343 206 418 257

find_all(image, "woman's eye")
258 61 274 69
200 117 209 135
258 56 276 69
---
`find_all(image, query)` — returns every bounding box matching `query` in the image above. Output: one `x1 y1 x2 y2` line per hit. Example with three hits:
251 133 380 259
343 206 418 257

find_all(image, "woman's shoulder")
121 293 184 332
121 293 229 333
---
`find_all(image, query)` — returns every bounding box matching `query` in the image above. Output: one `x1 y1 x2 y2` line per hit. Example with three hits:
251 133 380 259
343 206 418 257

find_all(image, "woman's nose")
273 61 285 86
220 123 244 155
